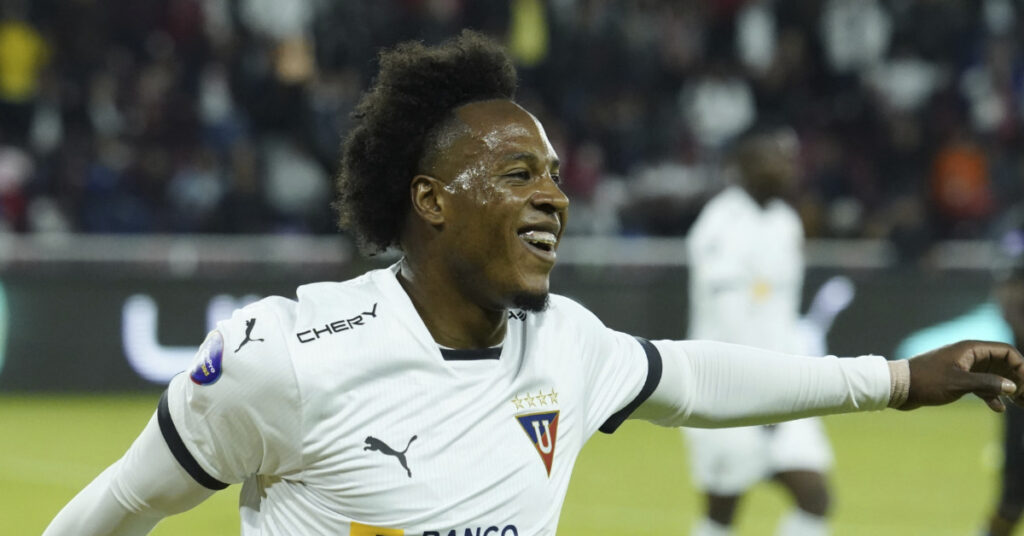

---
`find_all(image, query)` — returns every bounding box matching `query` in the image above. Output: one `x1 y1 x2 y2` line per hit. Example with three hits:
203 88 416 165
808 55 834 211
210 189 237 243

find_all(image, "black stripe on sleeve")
599 337 664 435
157 390 229 490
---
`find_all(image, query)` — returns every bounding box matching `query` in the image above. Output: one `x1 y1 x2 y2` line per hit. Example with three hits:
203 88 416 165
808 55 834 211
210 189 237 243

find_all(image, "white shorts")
682 417 833 495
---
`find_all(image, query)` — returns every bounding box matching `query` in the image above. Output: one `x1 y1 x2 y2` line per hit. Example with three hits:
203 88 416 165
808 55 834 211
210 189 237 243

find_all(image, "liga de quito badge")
511 389 560 476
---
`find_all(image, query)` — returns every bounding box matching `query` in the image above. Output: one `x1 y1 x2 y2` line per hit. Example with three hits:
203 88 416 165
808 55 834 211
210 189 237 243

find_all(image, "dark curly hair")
335 30 518 253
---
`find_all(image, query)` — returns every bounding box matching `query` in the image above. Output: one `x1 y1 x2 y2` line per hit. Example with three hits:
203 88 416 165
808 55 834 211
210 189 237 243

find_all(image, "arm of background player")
43 413 215 536
632 339 1024 428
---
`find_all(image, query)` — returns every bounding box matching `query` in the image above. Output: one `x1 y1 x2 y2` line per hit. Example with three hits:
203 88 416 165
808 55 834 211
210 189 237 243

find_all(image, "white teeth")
519 230 557 246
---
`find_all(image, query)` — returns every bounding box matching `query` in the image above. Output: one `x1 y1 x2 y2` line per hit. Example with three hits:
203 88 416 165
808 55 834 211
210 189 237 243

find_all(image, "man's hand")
902 340 1024 411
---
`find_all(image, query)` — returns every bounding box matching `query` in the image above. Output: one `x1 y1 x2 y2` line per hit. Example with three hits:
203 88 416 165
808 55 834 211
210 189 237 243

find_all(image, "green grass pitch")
0 394 1001 535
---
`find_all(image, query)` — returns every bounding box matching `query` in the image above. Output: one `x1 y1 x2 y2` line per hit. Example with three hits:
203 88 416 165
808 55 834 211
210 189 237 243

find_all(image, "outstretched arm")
633 339 1024 428
43 414 216 536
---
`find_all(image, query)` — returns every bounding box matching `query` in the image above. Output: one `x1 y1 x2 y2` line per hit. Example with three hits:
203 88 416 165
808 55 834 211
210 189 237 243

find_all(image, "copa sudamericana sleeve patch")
189 331 225 386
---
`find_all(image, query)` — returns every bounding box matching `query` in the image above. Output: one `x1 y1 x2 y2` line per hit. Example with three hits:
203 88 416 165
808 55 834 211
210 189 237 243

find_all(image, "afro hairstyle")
335 30 518 253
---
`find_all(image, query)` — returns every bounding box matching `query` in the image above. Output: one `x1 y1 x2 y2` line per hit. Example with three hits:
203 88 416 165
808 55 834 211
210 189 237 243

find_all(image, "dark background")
0 259 993 391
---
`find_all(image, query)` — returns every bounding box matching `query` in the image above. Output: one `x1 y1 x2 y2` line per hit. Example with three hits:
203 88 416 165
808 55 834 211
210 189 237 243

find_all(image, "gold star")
535 390 548 405
526 393 537 407
548 388 559 404
511 396 525 410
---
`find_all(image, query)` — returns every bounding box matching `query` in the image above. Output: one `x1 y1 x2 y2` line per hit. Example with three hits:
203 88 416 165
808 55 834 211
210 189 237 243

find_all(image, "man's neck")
396 259 508 349
742 185 772 208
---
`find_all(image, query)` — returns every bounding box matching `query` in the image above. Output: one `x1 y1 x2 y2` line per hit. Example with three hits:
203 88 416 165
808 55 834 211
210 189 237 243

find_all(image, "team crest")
189 331 224 385
515 411 560 476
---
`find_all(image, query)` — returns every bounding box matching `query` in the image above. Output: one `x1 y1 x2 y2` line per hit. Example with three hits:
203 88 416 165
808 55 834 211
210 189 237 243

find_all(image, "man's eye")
505 171 530 180
550 173 561 184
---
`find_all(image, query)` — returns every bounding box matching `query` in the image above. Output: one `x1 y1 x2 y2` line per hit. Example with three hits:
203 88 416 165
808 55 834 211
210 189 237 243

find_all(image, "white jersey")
683 186 829 495
160 263 659 535
687 185 804 353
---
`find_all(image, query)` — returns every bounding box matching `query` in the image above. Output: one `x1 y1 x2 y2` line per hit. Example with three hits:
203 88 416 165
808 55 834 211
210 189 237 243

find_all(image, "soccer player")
983 214 1024 536
683 126 834 536
45 31 1024 536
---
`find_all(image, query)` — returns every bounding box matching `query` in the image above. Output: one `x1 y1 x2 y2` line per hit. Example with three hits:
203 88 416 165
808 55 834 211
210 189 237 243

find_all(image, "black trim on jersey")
439 347 502 361
599 337 664 434
157 391 229 490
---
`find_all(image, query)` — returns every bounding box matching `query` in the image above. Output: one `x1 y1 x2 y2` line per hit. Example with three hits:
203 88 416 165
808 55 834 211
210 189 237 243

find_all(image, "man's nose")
532 174 569 213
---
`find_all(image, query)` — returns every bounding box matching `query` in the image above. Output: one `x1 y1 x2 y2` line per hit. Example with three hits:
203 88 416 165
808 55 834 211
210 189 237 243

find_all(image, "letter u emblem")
532 420 553 453
515 410 559 476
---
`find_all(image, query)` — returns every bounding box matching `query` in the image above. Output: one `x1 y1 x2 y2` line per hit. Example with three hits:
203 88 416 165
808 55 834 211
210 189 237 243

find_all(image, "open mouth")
519 229 558 254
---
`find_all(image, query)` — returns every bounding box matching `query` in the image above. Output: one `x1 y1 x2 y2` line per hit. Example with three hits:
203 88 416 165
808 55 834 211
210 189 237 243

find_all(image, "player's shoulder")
292 268 384 320
705 186 749 213
764 198 804 239
184 271 379 389
538 293 607 330
186 295 297 387
196 271 383 379
766 197 800 221
689 187 745 238
220 295 297 345
294 269 380 308
546 293 589 314
536 295 640 363
182 298 293 390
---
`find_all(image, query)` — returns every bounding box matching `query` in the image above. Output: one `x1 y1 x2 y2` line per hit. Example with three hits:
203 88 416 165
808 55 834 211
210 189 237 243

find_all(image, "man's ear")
410 174 446 225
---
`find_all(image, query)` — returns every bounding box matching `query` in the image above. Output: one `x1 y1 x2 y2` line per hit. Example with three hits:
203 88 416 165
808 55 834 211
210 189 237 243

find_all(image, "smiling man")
45 31 1024 536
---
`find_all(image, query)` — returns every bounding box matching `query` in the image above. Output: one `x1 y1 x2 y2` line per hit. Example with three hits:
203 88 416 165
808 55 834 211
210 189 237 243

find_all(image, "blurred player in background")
982 210 1024 536
684 126 838 536
42 32 1024 536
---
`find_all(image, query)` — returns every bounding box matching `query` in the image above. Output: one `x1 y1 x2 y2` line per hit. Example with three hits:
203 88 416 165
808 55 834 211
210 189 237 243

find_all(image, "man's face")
426 100 569 311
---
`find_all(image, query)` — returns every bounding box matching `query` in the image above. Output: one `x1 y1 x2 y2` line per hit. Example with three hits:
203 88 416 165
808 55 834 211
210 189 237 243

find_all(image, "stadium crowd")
0 0 1022 261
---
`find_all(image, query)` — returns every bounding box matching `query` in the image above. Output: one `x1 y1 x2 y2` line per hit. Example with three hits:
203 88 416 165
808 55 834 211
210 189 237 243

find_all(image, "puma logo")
364 435 417 478
235 318 265 352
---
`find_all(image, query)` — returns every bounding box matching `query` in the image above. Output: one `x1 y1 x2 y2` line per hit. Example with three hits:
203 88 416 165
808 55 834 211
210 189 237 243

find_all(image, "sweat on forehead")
418 100 539 173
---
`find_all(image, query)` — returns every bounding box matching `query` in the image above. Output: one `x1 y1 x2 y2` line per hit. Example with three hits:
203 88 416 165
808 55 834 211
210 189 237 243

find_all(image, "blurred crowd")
1 0 1023 260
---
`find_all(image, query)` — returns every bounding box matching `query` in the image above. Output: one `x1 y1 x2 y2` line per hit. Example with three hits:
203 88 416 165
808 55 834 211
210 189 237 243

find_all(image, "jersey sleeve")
558 297 663 436
638 339 891 428
161 299 303 488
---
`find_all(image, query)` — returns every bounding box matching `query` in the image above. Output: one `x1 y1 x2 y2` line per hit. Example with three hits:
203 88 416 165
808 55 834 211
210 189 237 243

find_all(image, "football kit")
684 185 832 494
161 263 660 535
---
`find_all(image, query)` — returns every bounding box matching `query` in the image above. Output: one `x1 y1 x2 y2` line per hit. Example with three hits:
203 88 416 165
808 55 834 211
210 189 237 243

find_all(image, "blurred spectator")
239 0 316 42
736 0 775 76
508 0 549 68
561 140 605 202
166 146 225 232
26 195 70 233
0 1 50 145
680 59 756 150
866 47 944 114
197 61 244 151
930 129 995 237
0 143 31 230
261 136 330 233
210 141 271 233
819 0 890 75
960 37 1023 138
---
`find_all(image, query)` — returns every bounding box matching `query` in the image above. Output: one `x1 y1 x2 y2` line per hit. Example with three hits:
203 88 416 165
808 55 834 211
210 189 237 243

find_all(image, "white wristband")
887 359 910 409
